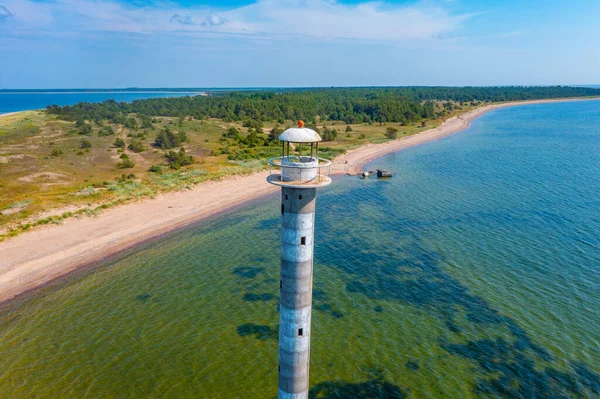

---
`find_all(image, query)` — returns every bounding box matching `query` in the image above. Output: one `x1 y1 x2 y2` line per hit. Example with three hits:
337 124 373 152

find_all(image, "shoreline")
0 111 25 118
333 97 599 175
0 97 597 304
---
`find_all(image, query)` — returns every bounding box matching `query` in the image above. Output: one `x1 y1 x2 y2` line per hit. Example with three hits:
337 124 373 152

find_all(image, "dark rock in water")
377 169 392 178
135 293 151 302
237 324 278 340
330 310 344 319
233 266 264 279
308 377 407 398
406 360 420 370
243 293 275 302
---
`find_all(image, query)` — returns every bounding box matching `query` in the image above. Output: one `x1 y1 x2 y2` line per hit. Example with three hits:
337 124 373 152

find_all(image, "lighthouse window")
301 237 306 245
281 204 284 214
280 280 283 289
299 195 303 200
285 195 288 200
298 328 303 336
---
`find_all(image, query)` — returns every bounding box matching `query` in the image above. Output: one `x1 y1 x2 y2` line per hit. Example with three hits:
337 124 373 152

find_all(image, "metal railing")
267 156 332 186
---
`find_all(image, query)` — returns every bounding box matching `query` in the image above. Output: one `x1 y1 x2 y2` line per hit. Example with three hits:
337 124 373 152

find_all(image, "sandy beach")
0 98 596 304
0 112 22 118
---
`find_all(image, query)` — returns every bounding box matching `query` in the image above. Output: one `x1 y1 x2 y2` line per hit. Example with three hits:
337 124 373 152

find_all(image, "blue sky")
0 0 599 88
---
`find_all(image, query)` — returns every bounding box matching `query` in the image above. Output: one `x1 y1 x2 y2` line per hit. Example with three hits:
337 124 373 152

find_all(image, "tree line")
46 86 600 125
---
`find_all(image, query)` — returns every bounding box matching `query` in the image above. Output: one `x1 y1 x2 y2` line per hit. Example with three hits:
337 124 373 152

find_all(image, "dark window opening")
280 280 283 289
285 195 288 200
298 328 303 336
281 204 284 214
301 237 306 245
278 365 281 372
299 195 303 200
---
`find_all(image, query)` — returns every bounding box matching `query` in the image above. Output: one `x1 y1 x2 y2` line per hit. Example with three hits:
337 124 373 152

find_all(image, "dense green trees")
46 86 600 126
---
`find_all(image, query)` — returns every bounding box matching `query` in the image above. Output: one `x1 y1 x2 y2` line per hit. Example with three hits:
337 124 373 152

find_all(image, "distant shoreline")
334 97 599 175
0 91 204 96
0 97 599 305
0 112 22 118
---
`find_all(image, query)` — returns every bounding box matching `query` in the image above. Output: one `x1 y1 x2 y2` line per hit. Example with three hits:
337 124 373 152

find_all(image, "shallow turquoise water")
0 100 599 398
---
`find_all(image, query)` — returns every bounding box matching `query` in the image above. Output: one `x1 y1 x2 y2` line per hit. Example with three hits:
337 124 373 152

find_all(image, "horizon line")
2 84 599 92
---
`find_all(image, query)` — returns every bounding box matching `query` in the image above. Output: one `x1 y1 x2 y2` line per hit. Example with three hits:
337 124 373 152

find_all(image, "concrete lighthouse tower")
267 121 332 399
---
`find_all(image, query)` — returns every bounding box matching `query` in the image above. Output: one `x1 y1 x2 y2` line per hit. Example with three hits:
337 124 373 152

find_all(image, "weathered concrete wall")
278 187 317 399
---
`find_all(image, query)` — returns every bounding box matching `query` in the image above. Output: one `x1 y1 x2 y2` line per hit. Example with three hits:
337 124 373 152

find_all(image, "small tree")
154 128 180 149
140 116 153 129
124 117 138 130
345 125 353 133
177 130 188 144
223 127 241 139
165 147 194 170
321 127 338 142
117 154 135 169
128 139 145 153
80 139 92 149
385 127 398 139
113 138 126 148
79 123 92 135
269 126 283 142
98 126 115 137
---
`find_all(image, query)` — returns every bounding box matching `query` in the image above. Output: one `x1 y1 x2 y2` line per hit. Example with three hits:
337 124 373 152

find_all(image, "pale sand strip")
0 112 24 118
0 98 597 303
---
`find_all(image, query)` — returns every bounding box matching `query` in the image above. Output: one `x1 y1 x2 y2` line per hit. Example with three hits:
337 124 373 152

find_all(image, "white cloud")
0 0 472 42
170 13 196 26
202 13 228 28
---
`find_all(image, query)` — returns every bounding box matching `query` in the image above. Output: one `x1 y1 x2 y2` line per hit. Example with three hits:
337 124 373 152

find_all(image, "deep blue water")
0 91 200 114
0 100 599 398
0 87 289 114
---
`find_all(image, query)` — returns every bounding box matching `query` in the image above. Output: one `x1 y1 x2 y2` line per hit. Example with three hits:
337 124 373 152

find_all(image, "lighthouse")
267 121 332 399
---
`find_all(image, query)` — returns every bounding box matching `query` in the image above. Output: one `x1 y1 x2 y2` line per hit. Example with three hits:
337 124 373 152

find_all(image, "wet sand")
0 98 597 303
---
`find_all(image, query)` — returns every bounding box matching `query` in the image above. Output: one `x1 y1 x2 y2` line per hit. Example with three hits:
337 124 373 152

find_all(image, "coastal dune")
0 98 595 304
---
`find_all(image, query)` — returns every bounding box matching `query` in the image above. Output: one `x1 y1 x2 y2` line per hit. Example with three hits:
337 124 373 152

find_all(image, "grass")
0 103 480 241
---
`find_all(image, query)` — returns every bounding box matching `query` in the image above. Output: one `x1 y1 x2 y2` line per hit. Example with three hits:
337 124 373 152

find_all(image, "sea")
0 100 599 398
0 89 266 114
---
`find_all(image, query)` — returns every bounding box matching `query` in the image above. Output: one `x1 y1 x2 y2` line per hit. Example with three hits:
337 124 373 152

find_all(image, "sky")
0 0 599 88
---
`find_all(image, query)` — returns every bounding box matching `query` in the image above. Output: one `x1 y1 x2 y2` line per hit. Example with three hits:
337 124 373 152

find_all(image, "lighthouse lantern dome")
279 120 322 143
